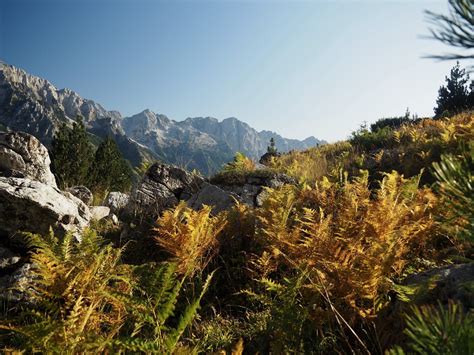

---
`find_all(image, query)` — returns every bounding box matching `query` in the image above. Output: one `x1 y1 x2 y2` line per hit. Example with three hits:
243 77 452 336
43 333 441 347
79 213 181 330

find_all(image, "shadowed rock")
127 163 204 218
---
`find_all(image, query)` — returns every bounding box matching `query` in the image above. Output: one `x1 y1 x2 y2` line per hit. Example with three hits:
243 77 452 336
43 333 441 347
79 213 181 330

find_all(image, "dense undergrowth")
1 113 473 353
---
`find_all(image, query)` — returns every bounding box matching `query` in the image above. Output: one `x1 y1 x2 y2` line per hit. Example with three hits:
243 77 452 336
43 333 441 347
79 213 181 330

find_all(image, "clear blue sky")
0 0 456 142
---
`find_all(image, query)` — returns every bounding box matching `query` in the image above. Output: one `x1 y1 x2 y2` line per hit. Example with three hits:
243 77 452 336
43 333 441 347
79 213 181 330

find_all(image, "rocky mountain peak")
0 62 324 175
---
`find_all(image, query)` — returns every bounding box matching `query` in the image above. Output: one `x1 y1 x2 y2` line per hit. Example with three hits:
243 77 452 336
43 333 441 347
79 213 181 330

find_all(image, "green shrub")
388 302 474 355
432 146 474 242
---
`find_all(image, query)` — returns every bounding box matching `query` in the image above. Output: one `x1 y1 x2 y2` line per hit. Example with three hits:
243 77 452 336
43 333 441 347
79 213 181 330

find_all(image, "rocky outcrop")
0 177 90 239
65 185 93 205
128 163 296 217
0 131 57 187
0 260 33 302
128 163 204 217
211 170 297 207
105 192 130 214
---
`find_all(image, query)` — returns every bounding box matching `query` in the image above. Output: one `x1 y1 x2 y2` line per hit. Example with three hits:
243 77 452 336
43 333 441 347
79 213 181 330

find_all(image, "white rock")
0 177 90 239
90 206 111 221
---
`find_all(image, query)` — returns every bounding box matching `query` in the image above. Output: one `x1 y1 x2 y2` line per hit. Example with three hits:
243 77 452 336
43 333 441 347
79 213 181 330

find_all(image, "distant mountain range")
0 61 324 175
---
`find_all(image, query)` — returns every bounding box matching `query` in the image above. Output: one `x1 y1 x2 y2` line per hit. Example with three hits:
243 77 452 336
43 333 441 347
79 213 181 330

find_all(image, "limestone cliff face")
123 111 325 174
182 116 324 159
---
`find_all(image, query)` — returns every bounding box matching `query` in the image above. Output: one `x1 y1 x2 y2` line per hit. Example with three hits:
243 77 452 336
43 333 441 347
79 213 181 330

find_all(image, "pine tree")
425 0 474 67
89 136 132 193
434 62 474 118
51 117 94 188
267 137 278 154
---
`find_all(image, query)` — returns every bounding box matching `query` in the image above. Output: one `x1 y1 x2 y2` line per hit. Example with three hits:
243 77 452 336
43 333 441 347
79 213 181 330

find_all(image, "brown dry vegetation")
1 113 473 353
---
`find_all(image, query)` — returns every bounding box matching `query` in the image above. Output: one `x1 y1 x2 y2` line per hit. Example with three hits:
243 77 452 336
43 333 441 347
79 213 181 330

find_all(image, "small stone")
90 206 110 221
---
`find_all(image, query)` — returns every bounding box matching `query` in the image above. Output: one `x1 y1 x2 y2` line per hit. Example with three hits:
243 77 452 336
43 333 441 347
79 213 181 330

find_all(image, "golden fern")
154 201 227 275
253 170 439 320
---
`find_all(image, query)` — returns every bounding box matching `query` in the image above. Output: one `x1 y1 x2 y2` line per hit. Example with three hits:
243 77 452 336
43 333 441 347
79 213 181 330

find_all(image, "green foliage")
370 109 420 132
109 263 213 353
88 136 133 194
388 302 474 355
51 117 94 188
134 159 154 177
351 124 395 151
434 62 474 118
50 118 132 194
267 137 278 154
242 272 328 354
432 146 474 241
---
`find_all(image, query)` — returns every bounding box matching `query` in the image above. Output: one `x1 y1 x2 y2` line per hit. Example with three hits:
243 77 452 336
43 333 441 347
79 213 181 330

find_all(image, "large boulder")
105 191 130 214
65 186 93 205
128 163 204 217
401 263 474 309
187 182 240 214
0 177 90 240
0 131 57 187
259 151 280 166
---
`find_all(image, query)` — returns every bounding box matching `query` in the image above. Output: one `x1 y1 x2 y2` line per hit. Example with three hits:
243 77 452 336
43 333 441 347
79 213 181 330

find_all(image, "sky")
0 0 457 142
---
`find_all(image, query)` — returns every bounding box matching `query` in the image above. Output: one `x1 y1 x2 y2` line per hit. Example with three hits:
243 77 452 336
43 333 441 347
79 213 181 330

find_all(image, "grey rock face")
0 177 90 239
402 263 474 309
187 182 240 214
105 191 130 214
128 163 204 217
0 131 57 187
0 261 34 302
65 185 93 205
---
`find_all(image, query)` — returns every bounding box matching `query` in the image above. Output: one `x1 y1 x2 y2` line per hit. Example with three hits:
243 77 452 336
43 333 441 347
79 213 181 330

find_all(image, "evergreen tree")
267 137 278 154
51 117 94 188
434 62 474 118
89 136 132 193
425 0 474 67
